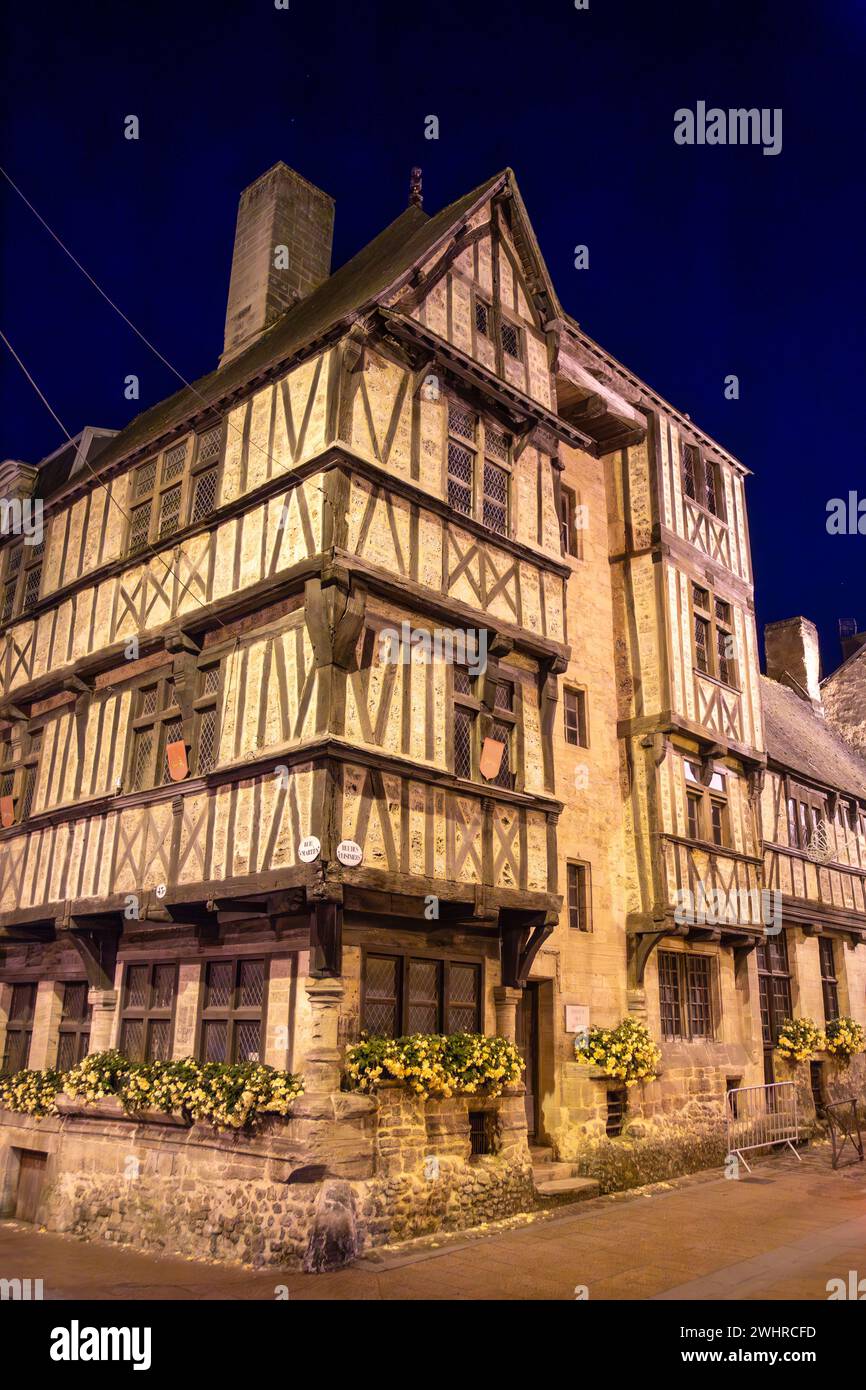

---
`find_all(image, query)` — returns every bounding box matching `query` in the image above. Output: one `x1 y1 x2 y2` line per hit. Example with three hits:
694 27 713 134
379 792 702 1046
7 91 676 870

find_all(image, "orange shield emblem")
166 740 189 782
479 738 504 781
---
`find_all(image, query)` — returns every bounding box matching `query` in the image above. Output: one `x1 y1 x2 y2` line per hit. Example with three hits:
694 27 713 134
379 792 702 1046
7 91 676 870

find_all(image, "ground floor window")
819 936 839 1023
199 958 266 1063
57 981 92 1070
361 953 481 1037
657 951 714 1040
1 982 36 1072
119 962 178 1062
756 934 792 1048
606 1089 627 1137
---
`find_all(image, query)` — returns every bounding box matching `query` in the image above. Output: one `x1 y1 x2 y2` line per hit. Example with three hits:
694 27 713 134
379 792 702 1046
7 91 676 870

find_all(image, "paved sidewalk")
1 1148 864 1300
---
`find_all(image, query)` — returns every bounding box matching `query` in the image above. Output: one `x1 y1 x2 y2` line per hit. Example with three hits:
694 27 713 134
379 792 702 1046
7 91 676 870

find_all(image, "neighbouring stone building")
1 162 865 1268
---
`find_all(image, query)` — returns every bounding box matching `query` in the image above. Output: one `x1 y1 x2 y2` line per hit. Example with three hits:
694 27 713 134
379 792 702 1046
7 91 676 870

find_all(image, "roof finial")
409 167 423 209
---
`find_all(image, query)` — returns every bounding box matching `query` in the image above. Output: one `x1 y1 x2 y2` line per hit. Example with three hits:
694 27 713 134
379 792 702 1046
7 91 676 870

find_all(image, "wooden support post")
309 899 343 978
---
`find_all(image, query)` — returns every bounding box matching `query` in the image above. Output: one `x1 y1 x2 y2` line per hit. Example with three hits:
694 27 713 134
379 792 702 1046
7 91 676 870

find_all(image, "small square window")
501 321 522 361
606 1090 626 1138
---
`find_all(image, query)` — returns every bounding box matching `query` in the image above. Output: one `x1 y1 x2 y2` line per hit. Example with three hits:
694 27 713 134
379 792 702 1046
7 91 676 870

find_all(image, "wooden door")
515 984 539 1139
15 1151 47 1223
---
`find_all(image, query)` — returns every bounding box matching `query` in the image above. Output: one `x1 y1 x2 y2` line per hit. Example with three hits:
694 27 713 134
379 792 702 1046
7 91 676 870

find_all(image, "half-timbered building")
1 161 865 1263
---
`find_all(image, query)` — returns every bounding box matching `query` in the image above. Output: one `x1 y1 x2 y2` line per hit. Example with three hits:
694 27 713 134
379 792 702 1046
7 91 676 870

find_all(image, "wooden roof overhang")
777 895 866 949
557 318 751 478
553 349 647 456
375 309 598 457
628 915 766 986
619 714 768 774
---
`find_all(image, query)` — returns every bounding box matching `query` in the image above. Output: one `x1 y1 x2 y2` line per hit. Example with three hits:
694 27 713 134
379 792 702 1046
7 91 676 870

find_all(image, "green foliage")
1 1051 304 1131
573 1122 728 1194
344 1033 523 1100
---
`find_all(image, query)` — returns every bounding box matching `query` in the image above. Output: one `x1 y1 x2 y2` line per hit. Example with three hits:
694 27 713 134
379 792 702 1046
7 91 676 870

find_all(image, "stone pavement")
1 1146 864 1301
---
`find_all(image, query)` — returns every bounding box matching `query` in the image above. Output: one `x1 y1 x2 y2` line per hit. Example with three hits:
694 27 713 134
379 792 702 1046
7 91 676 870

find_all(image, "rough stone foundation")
0 1083 534 1271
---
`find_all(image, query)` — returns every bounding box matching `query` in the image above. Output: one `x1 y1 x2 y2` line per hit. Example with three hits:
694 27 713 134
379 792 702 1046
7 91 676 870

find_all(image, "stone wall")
0 1081 533 1272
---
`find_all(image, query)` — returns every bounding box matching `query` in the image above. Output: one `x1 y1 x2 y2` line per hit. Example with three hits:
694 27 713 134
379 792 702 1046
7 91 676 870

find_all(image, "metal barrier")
726 1081 801 1173
825 1098 864 1170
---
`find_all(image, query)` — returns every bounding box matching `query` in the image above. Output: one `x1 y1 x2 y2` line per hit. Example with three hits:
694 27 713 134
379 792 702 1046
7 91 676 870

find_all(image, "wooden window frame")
487 677 516 791
658 950 716 1041
187 425 223 527
57 980 92 1070
686 789 702 841
756 933 793 1047
191 660 222 777
452 665 481 780
499 315 524 364
474 294 492 339
563 686 588 747
690 583 738 689
680 441 725 521
785 781 829 852
0 724 43 825
119 961 178 1062
566 860 592 932
0 538 45 623
126 671 182 792
683 761 729 847
819 936 840 1023
446 398 512 536
1 982 37 1073
360 949 483 1038
125 658 223 792
125 426 223 558
481 426 510 537
197 957 269 1064
559 484 581 558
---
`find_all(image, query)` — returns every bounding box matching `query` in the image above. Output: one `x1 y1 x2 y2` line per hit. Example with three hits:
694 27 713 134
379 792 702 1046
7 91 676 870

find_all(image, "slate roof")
760 674 866 800
37 171 509 499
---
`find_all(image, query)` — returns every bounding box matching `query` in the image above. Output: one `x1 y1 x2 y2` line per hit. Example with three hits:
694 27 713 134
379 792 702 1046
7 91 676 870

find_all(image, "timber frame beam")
500 908 558 989
375 308 597 455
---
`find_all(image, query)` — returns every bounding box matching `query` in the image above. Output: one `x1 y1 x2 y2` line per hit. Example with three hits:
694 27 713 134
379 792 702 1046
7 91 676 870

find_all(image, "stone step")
529 1145 555 1163
532 1161 575 1183
534 1176 601 1200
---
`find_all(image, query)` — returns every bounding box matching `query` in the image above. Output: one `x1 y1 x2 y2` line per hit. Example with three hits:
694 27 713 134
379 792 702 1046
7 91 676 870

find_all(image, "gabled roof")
760 674 866 801
37 170 511 501
822 636 866 691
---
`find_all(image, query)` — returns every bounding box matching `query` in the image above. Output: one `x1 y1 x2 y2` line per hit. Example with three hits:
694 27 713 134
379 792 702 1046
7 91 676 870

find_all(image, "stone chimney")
220 162 335 366
764 617 823 712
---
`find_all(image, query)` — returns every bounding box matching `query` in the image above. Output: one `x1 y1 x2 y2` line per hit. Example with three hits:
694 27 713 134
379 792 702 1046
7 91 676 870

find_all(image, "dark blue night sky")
1 0 863 673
